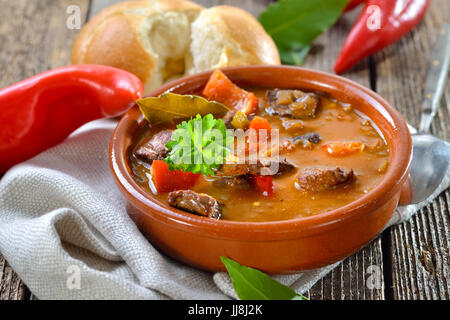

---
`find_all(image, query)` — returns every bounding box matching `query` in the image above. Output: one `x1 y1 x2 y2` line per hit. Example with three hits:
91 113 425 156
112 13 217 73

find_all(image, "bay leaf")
221 256 308 300
137 93 230 125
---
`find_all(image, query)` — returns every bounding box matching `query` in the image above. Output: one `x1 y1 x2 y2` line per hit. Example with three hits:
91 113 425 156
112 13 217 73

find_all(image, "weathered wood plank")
90 0 269 17
195 0 267 15
89 0 124 17
308 236 385 300
374 0 450 300
0 0 90 300
0 257 27 300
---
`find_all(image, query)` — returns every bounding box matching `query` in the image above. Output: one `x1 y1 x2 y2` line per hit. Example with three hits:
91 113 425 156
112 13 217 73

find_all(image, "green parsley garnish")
164 114 233 176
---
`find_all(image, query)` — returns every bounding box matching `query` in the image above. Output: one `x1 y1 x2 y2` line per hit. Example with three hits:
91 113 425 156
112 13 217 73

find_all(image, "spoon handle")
419 23 450 134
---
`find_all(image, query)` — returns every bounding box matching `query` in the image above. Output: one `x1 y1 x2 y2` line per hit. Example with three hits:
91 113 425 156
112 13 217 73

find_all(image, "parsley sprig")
164 114 232 176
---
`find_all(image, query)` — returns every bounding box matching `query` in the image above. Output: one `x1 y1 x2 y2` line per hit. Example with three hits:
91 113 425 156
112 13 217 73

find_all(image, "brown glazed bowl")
110 66 412 273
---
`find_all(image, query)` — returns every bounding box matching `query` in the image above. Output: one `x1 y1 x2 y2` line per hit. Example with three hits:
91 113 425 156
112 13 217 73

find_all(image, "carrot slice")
247 116 272 154
151 160 200 193
202 69 258 114
322 141 365 157
248 116 272 132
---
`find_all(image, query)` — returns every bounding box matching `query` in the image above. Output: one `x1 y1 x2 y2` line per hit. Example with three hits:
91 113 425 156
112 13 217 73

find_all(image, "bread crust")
72 0 203 86
71 1 280 91
200 6 280 66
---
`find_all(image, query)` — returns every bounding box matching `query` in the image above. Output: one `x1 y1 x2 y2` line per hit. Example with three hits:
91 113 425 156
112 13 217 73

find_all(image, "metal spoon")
409 23 450 204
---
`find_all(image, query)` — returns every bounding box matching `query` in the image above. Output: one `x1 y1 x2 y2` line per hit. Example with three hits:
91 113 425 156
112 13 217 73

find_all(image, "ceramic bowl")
109 66 412 273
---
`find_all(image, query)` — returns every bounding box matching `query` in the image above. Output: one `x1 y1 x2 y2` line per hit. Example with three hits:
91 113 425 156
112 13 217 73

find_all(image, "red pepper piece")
344 0 365 12
334 0 430 73
151 160 200 193
0 65 143 173
247 117 274 195
202 69 259 115
252 175 273 196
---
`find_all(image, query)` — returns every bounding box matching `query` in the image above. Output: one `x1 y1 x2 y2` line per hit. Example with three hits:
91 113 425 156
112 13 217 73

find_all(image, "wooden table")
0 0 448 300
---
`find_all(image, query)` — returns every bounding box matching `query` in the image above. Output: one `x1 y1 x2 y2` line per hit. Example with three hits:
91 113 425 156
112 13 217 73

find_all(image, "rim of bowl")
110 65 412 241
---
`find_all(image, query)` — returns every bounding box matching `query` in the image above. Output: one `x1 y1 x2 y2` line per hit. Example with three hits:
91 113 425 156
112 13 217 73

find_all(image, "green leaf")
259 0 349 65
221 256 308 300
279 45 311 66
137 93 230 125
164 114 232 176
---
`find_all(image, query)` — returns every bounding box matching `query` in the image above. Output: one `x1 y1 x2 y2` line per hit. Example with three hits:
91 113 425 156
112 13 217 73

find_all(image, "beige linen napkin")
0 119 448 299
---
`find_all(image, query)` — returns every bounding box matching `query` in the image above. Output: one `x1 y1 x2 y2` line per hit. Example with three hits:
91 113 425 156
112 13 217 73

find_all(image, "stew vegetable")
130 70 390 222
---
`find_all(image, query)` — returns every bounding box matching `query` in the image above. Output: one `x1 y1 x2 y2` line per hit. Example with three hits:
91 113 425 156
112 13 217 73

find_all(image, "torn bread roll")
71 0 280 94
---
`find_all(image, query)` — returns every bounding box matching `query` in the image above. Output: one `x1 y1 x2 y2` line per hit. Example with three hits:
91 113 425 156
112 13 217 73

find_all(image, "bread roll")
187 6 280 75
72 0 280 94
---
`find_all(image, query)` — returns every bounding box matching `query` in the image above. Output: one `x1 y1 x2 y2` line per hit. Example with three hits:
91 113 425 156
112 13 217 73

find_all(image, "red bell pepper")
202 69 259 115
151 160 200 193
248 117 274 196
334 0 430 73
252 175 273 196
0 65 143 173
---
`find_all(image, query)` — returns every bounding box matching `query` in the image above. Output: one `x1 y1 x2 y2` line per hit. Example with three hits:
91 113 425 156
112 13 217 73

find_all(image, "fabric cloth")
0 119 448 300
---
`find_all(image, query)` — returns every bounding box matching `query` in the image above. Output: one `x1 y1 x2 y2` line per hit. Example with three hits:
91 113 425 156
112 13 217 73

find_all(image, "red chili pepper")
334 0 430 73
0 65 143 173
344 0 365 12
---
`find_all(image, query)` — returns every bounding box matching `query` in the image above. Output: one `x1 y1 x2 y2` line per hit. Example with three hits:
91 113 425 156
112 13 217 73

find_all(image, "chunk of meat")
216 157 296 176
293 132 321 148
294 132 321 144
167 190 222 219
281 118 304 133
261 158 297 176
135 130 172 163
216 162 251 176
263 139 296 157
222 110 236 129
266 89 319 119
297 167 354 193
212 176 250 190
